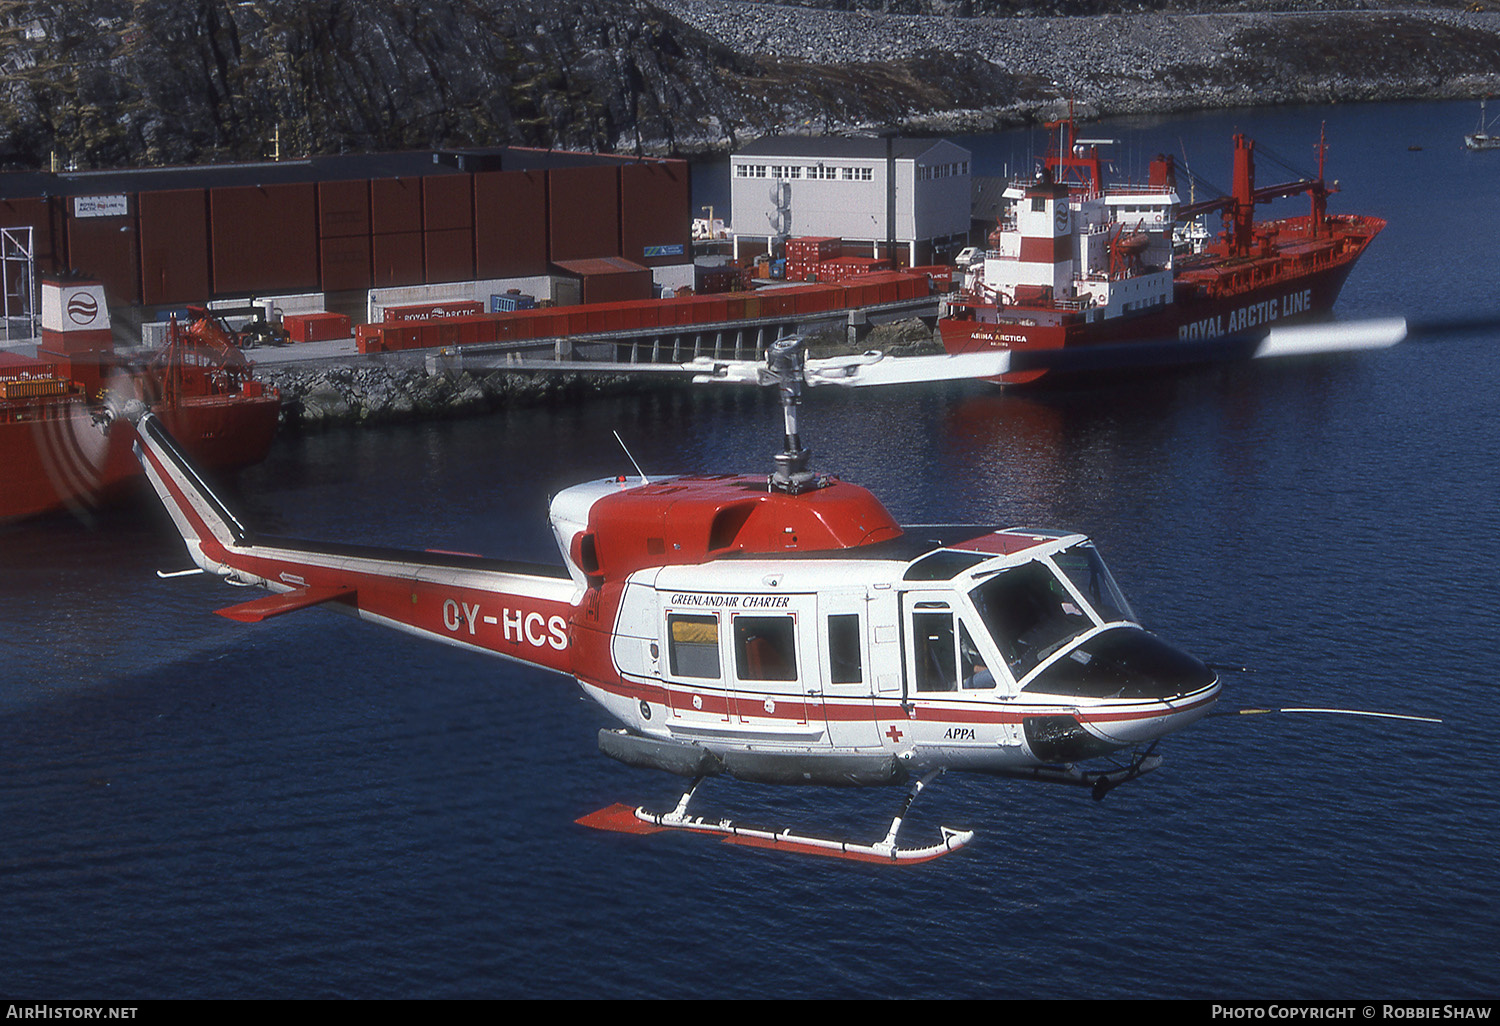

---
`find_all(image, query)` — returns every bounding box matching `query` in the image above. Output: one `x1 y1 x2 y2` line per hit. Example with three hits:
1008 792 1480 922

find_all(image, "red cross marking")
885 724 904 743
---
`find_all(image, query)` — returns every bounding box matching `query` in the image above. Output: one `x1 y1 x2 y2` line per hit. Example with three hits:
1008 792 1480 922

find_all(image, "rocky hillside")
1 0 1498 170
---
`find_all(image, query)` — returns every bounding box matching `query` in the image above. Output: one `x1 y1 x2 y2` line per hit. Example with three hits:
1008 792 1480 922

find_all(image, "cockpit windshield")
969 560 1095 680
1050 543 1136 625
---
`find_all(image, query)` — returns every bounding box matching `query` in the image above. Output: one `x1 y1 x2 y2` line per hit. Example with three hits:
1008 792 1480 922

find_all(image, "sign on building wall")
72 195 130 219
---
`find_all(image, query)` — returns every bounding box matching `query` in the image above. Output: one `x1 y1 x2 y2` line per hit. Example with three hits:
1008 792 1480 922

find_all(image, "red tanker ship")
938 116 1386 384
2 277 280 522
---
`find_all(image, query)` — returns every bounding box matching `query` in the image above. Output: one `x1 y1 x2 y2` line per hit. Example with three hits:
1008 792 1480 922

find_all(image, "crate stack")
784 237 844 282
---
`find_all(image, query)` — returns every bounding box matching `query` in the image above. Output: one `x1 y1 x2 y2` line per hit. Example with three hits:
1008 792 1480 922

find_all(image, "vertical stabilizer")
129 408 249 573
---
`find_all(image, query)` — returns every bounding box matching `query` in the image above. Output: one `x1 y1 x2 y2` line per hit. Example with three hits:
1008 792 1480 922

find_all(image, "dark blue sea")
3 101 1499 1000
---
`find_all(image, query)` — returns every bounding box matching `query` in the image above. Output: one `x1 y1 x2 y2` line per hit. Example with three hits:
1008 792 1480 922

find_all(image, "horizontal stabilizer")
216 585 357 623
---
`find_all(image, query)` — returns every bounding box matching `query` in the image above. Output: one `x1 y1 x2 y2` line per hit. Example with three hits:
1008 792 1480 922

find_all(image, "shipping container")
903 265 954 290
490 292 536 312
817 257 893 283
354 322 384 353
696 264 750 293
384 301 483 323
284 312 352 343
786 236 842 262
553 256 653 305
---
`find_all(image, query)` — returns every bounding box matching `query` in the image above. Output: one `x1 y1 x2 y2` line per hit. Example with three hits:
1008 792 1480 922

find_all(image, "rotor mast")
767 337 822 494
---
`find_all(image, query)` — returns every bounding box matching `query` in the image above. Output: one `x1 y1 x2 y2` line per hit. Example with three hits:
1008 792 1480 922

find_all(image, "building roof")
0 147 665 200
552 257 649 277
734 135 968 162
971 176 1012 223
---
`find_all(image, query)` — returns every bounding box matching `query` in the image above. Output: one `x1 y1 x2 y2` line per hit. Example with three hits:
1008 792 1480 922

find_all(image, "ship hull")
940 215 1384 386
1 390 280 522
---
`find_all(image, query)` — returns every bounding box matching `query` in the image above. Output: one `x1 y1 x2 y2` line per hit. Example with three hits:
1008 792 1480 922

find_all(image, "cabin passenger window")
912 610 958 692
733 616 798 681
668 614 721 679
827 614 862 684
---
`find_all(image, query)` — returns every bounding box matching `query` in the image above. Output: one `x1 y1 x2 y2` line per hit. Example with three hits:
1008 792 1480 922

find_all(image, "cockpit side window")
668 613 721 679
733 615 798 682
971 561 1094 680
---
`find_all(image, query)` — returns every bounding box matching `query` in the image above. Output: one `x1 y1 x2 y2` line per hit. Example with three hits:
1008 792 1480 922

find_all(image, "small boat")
1465 98 1500 151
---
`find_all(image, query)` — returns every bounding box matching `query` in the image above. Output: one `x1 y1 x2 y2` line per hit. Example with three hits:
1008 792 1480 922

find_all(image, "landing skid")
577 770 974 864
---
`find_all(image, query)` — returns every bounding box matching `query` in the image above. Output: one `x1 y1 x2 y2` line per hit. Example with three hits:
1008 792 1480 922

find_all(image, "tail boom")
131 410 578 675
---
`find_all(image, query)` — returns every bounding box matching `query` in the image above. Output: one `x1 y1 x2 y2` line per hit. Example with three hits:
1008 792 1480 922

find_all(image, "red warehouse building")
0 147 691 318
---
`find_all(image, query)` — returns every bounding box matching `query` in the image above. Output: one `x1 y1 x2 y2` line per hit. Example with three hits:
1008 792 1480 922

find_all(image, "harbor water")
2 100 1498 999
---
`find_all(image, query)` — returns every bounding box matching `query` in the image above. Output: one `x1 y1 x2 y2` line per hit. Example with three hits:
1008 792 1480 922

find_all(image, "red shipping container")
818 257 893 283
284 312 352 343
904 265 953 290
786 236 841 261
697 297 728 324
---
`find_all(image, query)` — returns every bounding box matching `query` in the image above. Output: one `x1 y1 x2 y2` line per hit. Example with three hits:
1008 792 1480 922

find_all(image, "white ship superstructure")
965 126 1181 325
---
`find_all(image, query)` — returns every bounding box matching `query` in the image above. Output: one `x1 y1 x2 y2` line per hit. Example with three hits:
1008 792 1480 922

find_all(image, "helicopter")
112 327 1433 864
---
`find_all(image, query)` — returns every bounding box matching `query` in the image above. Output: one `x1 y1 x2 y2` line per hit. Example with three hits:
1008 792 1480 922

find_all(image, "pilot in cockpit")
966 661 996 689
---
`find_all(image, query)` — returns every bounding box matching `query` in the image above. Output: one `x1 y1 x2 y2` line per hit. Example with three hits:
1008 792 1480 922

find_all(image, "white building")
729 136 972 266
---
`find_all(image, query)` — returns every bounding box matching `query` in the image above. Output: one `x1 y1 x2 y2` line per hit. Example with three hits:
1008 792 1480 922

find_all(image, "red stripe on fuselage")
584 675 1219 727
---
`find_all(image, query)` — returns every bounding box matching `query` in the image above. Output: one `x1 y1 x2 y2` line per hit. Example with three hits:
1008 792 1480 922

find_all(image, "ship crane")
1177 130 1336 256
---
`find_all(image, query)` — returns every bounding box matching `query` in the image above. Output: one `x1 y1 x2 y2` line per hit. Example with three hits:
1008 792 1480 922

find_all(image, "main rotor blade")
1230 706 1442 724
689 349 1013 387
1252 317 1408 358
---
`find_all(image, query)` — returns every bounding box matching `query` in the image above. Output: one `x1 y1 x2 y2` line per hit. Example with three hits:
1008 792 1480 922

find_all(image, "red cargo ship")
2 278 280 522
938 116 1386 384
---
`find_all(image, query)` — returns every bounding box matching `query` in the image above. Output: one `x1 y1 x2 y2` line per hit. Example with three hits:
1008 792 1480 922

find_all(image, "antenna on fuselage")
613 430 651 484
766 336 822 495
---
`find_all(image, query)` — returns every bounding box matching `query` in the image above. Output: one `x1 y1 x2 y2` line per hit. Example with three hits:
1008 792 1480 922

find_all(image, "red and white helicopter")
113 326 1426 864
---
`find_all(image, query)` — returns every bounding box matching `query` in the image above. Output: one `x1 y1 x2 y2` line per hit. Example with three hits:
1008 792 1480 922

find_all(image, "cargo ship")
938 116 1386 384
1 278 280 522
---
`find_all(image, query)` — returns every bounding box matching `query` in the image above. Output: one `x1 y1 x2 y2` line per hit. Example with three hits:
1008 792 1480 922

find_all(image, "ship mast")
1043 101 1104 198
